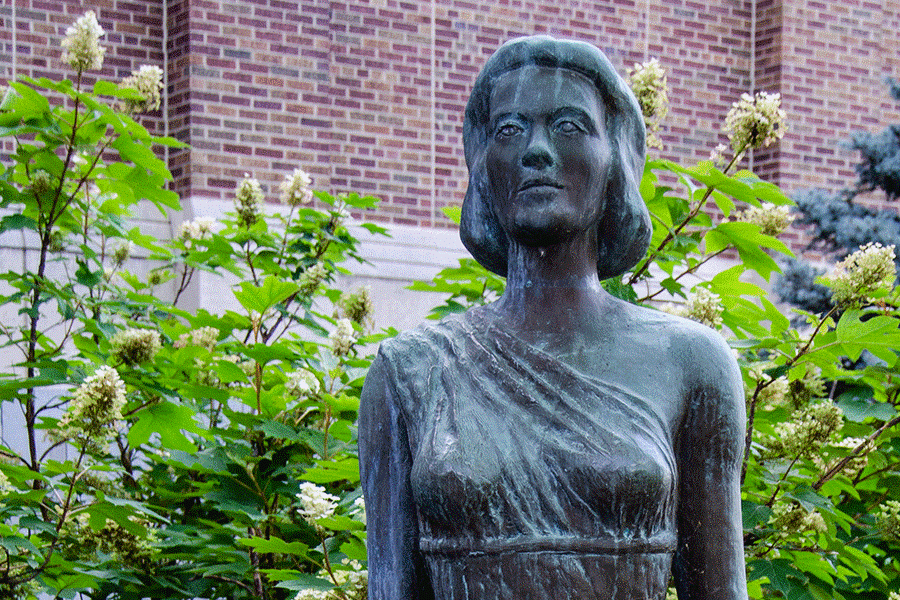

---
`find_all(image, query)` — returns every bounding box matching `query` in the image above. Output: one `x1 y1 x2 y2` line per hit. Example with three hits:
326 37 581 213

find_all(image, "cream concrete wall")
187 197 470 333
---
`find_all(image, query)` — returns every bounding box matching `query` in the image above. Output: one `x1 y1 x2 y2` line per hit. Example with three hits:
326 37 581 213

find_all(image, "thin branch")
813 414 900 491
628 145 747 285
741 381 764 484
637 248 728 303
204 574 256 595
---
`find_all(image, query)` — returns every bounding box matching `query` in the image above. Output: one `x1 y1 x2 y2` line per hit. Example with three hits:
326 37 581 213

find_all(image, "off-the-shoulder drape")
359 310 685 600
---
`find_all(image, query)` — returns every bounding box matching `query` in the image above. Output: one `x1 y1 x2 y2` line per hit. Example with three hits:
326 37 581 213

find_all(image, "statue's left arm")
673 329 748 600
358 349 434 600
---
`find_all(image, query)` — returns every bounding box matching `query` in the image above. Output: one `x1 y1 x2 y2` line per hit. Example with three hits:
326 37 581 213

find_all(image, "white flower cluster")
329 318 357 357
829 242 897 308
297 482 338 528
294 590 331 600
61 11 106 72
329 559 368 595
723 91 787 154
664 288 724 329
279 168 314 206
174 326 219 351
293 559 368 600
147 269 166 286
337 287 374 328
765 401 843 459
746 363 790 408
30 170 53 195
351 496 366 525
708 143 729 168
627 58 669 150
734 202 794 237
120 65 164 114
876 500 900 541
110 328 162 364
55 366 126 443
235 174 264 228
286 369 320 399
818 436 873 478
299 262 329 296
112 241 132 266
78 515 158 567
770 502 827 535
889 592 900 600
788 365 827 407
0 470 13 495
178 216 215 242
239 358 258 381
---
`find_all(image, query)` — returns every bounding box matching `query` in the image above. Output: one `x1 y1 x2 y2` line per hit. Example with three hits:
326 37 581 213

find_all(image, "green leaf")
260 420 302 441
238 536 309 556
302 457 360 484
0 213 36 234
274 574 335 591
742 500 772 529
835 310 900 365
128 402 203 451
835 385 897 422
110 133 169 177
442 205 462 224
340 536 367 561
316 514 365 531
748 559 810 599
787 551 835 585
234 276 300 314
705 222 792 281
601 277 637 303
7 80 52 114
784 485 833 513
74 262 103 287
838 544 884 582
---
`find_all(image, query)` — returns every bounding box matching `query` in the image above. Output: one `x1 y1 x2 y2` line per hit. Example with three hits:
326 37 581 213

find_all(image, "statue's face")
485 65 612 247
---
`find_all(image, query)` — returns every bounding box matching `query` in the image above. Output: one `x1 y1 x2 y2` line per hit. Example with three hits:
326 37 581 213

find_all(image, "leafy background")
2 19 900 600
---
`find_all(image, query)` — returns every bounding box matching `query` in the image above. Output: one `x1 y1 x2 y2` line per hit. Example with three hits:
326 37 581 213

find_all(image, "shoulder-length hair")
460 35 651 279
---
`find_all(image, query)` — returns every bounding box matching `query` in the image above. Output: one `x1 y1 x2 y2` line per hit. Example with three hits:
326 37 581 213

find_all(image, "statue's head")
460 36 651 279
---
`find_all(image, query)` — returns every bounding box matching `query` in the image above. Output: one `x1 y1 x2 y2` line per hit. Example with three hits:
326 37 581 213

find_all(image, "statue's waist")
419 532 677 557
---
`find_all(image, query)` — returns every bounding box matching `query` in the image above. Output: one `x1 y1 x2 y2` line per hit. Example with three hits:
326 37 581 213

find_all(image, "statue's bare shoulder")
606 299 742 423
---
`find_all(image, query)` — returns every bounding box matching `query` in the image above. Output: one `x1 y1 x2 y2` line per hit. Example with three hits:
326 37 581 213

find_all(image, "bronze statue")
359 36 747 600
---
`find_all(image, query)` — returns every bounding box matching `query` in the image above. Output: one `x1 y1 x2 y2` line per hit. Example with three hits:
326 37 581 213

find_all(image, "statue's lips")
518 179 564 192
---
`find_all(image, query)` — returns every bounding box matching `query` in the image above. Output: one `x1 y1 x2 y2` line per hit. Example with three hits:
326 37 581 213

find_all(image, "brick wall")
755 0 900 191
2 0 899 235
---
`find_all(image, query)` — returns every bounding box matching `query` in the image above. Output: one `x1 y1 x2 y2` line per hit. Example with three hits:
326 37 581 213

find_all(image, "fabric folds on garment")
375 309 679 600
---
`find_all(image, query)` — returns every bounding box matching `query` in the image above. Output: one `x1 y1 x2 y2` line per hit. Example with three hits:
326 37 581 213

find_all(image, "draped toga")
359 308 680 600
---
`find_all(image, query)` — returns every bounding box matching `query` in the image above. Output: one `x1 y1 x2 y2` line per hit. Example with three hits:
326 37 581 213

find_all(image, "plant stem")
813 414 900 491
741 382 764 485
628 144 747 285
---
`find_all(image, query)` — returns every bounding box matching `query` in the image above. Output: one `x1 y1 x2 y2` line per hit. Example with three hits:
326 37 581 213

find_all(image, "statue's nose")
521 127 555 169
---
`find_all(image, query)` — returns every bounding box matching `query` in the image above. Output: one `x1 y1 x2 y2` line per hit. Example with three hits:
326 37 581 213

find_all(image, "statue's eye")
555 120 584 134
495 122 523 138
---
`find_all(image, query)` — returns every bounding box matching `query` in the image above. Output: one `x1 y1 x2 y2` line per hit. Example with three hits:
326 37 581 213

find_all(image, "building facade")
2 0 900 314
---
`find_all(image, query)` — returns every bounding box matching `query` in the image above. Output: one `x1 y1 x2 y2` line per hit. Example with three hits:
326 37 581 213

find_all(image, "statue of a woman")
359 36 747 600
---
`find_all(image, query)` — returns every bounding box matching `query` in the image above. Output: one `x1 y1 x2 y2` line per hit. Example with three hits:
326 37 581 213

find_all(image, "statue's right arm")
358 350 435 600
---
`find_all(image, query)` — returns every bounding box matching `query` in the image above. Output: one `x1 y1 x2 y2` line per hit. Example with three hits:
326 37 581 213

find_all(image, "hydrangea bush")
4 14 900 600
0 12 382 598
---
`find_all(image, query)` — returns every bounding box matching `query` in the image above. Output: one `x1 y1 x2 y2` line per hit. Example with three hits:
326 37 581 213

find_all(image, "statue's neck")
494 236 611 337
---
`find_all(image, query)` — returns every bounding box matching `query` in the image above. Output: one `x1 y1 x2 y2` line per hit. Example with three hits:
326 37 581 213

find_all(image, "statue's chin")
503 219 578 248
495 188 601 250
